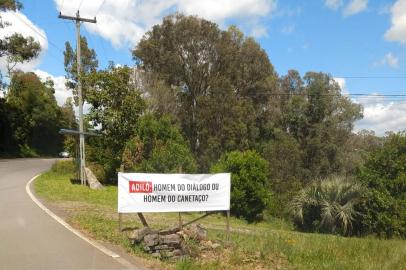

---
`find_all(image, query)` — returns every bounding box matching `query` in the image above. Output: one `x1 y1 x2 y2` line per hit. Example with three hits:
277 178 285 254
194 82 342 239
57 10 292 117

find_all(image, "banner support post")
177 166 183 230
178 212 183 230
226 210 230 241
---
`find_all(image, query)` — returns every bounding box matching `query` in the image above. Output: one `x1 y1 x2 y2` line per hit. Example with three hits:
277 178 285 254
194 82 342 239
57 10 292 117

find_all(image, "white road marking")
25 174 139 269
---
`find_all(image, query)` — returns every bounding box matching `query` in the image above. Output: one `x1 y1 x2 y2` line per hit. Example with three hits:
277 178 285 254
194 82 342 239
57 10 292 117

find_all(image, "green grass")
34 161 406 270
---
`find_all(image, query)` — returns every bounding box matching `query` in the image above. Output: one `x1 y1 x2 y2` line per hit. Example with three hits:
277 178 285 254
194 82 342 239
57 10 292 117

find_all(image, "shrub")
122 114 197 173
211 150 272 222
355 132 406 238
290 176 362 235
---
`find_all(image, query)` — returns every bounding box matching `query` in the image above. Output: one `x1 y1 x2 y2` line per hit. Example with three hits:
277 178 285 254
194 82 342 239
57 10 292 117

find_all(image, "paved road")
0 159 133 270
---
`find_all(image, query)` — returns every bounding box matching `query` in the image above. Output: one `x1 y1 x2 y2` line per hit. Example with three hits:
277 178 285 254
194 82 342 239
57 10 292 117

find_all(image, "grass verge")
34 161 406 270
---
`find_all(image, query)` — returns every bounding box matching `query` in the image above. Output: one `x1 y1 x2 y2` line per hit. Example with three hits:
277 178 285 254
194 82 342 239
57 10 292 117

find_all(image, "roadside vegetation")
35 160 406 270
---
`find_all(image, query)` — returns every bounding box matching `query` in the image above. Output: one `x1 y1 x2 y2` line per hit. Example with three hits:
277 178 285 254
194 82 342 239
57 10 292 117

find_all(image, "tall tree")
63 36 98 99
0 0 41 157
7 72 63 155
282 72 363 180
133 14 277 169
85 65 146 178
0 0 40 86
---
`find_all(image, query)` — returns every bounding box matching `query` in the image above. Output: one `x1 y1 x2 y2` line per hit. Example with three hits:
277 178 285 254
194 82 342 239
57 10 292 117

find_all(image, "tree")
211 150 272 222
63 36 98 98
282 72 363 181
290 176 362 235
60 97 77 155
355 132 406 238
85 65 146 179
0 0 42 157
133 14 277 169
122 114 196 173
7 72 63 155
0 0 40 86
260 131 304 215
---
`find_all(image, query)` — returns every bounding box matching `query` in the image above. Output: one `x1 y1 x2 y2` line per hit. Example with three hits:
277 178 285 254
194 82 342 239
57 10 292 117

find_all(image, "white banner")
118 173 230 213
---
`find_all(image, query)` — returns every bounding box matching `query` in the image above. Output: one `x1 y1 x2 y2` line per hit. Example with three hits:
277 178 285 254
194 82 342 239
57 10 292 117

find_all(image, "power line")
95 0 106 17
12 12 64 54
78 0 85 10
333 76 406 79
242 92 406 97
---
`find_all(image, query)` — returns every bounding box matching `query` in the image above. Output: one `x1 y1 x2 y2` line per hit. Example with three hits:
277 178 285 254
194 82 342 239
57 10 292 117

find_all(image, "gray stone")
173 249 183 256
154 244 169 250
184 224 207 241
151 252 161 258
128 227 153 243
144 233 159 247
85 167 103 190
160 234 181 246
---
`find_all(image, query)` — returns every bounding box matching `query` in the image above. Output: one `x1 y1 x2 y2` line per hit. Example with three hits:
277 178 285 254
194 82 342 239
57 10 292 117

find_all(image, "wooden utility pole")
58 11 96 185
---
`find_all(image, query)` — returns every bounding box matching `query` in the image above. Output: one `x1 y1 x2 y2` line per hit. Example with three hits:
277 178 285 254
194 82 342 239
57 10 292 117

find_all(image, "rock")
151 252 161 258
128 227 153 243
85 167 103 190
173 249 183 256
154 244 169 250
144 233 159 247
211 243 221 249
184 224 207 241
160 234 181 246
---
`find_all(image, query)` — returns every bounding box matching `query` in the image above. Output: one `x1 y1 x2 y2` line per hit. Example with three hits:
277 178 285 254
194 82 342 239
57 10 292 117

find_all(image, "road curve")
0 158 134 270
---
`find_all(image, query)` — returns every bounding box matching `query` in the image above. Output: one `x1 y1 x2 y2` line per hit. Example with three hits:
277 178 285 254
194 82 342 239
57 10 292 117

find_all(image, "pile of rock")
127 224 215 260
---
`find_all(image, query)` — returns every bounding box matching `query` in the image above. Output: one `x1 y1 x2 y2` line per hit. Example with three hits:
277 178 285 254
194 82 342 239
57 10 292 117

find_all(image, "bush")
20 144 38 157
122 114 197 173
355 132 406 238
290 176 362 235
211 150 272 222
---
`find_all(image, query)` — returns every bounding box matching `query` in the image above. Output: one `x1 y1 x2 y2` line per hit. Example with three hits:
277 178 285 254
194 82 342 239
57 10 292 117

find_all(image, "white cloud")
34 69 91 116
354 95 406 135
325 0 343 10
385 0 406 44
34 69 71 106
333 77 349 95
373 52 399 68
343 0 368 16
332 78 406 135
326 0 367 16
54 0 276 48
0 11 47 74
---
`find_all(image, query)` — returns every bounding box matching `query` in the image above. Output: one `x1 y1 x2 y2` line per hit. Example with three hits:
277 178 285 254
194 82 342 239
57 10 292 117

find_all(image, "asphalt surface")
0 159 134 270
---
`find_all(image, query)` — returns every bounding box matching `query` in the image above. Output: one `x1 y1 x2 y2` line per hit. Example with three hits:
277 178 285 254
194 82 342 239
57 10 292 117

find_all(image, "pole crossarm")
58 12 96 23
59 129 102 137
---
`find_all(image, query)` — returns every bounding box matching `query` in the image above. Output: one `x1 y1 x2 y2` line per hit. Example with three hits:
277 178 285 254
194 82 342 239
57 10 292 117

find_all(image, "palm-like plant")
290 176 362 235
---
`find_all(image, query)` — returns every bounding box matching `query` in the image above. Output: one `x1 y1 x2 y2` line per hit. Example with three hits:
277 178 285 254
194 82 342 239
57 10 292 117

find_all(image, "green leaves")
290 176 362 235
356 132 406 238
6 72 64 156
122 114 197 174
211 150 271 222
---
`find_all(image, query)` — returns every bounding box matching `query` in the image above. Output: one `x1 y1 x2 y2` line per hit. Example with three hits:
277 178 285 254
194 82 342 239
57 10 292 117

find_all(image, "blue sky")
1 0 406 135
